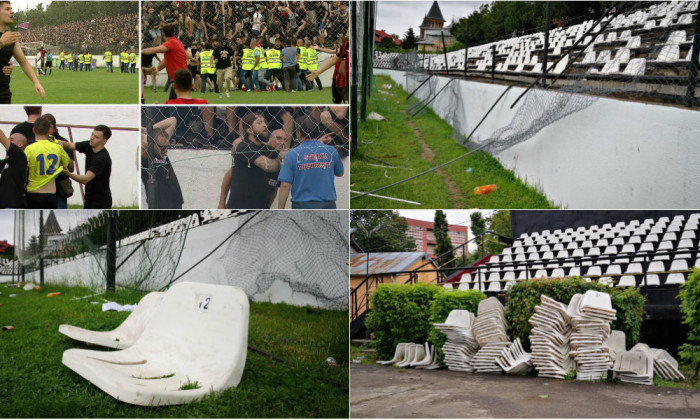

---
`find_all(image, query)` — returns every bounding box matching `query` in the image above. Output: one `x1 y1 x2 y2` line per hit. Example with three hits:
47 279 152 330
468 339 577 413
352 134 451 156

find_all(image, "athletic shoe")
241 87 246 91
219 93 223 99
225 91 230 98
255 89 261 92
270 85 275 92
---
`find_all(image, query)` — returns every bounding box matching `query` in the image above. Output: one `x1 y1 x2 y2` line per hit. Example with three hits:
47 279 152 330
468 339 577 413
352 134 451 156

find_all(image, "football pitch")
143 85 337 105
9 67 139 104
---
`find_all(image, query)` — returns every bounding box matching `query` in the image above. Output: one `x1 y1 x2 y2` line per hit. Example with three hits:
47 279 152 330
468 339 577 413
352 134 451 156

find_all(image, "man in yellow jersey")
59 125 112 209
129 49 136 73
253 40 269 91
265 38 283 91
104 49 112 72
241 40 255 92
195 42 217 94
304 40 321 91
296 38 307 90
59 49 65 70
23 116 70 209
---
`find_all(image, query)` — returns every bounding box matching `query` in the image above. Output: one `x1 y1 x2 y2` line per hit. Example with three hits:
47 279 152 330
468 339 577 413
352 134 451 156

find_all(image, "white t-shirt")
35 53 42 68
252 12 262 31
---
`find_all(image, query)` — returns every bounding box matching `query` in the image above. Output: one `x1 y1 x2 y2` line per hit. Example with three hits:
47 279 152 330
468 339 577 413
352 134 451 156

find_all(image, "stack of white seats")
568 291 617 381
473 297 509 346
651 348 685 381
605 330 627 362
434 310 479 372
414 343 441 370
472 342 510 373
496 338 533 374
612 342 654 385
529 295 574 379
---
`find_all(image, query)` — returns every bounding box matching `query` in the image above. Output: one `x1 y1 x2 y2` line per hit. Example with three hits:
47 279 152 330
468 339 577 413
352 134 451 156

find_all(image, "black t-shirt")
227 139 278 209
214 45 234 69
141 156 184 209
0 143 27 208
235 43 245 65
142 53 156 68
76 141 112 208
11 121 35 145
0 31 14 88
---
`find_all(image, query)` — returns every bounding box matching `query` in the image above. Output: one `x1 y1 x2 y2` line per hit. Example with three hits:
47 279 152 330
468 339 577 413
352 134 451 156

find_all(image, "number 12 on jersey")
36 154 59 175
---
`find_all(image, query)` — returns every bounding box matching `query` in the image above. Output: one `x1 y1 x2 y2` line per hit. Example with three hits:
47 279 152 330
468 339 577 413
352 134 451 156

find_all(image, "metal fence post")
463 23 469 79
350 0 358 156
491 44 496 82
543 1 552 88
685 6 700 107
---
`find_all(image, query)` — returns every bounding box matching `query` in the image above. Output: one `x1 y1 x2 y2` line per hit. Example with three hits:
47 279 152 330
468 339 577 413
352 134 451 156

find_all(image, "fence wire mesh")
373 1 699 155
141 106 349 209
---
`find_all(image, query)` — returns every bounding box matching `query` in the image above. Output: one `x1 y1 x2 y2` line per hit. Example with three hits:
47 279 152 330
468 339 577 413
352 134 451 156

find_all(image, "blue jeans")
200 73 218 93
240 69 251 90
292 200 336 209
106 62 113 72
57 196 68 209
251 68 259 90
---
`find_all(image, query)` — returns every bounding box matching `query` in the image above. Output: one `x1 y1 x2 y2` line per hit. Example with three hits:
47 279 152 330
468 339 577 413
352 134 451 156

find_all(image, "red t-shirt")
165 98 208 104
162 36 187 82
333 40 349 88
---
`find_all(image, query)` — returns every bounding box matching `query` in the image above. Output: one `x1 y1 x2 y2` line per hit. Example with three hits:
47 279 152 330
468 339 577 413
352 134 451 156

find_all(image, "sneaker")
241 86 246 91
270 85 275 92
255 89 261 92
225 91 230 98
291 90 296 92
219 93 223 99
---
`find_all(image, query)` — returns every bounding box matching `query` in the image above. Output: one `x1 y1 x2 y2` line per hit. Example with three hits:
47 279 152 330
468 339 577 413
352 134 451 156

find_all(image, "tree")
470 212 486 236
433 211 455 268
402 27 417 50
377 36 398 50
351 211 416 253
469 211 511 260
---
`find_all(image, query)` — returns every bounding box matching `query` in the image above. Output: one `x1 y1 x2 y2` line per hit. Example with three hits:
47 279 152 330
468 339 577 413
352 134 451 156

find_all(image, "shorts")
0 86 11 104
188 66 198 77
332 85 348 104
46 61 52 68
217 68 233 81
26 192 57 209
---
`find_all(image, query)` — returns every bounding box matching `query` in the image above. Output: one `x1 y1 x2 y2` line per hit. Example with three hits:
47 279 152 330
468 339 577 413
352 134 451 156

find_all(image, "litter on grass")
102 302 137 312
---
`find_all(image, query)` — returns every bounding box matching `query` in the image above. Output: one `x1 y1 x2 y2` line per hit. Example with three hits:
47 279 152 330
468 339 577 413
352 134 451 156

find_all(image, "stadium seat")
623 58 646 75
62 282 249 406
59 292 164 349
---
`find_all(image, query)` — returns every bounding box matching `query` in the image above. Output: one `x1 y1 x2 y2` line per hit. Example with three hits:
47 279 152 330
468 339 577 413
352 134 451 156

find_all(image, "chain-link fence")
141 1 349 99
12 1 138 68
140 106 349 209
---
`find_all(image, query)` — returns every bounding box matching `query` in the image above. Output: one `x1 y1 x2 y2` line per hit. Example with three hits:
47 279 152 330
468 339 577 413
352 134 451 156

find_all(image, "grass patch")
350 344 378 365
9 67 138 104
0 283 348 417
143 86 334 105
352 75 556 209
179 379 201 390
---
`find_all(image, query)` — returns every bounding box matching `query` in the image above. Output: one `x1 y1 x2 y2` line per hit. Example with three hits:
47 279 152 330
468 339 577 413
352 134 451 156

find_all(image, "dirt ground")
350 363 700 418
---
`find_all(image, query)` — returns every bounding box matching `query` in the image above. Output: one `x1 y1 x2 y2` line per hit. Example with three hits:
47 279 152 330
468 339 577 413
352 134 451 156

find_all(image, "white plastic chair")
62 282 249 406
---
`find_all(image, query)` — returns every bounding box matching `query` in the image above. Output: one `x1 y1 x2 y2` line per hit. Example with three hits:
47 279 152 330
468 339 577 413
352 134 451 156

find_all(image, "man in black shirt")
214 39 234 98
59 125 112 209
0 128 27 208
10 106 41 145
219 113 285 209
0 1 45 103
140 116 184 209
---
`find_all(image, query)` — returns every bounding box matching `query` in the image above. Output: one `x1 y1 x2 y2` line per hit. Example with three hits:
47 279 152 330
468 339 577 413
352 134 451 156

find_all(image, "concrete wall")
375 69 700 209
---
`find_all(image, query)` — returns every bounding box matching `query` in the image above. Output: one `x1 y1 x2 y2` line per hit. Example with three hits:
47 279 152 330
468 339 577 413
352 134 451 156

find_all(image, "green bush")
505 277 645 351
427 289 486 366
365 283 441 359
679 268 700 381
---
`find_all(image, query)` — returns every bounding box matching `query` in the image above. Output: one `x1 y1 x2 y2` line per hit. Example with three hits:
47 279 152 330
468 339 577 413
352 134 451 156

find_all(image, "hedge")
505 277 645 351
427 289 487 366
365 283 442 359
679 268 700 380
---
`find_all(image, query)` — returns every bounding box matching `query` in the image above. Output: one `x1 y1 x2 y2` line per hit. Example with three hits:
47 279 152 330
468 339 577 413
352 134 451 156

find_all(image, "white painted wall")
375 69 700 209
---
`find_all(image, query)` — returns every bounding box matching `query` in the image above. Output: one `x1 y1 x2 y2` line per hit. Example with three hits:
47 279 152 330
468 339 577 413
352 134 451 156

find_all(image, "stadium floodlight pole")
542 1 551 89
350 0 358 156
106 210 116 292
39 210 44 288
441 30 448 75
685 5 700 107
509 1 626 109
463 22 469 79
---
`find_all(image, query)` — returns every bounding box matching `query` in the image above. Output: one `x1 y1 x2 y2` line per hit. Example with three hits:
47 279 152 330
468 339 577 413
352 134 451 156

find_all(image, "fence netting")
371 1 699 155
11 210 348 310
141 106 349 209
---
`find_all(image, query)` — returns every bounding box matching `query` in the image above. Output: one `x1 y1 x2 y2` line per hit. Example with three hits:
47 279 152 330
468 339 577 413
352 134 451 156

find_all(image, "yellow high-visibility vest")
121 52 129 63
265 48 282 69
60 51 65 61
104 51 112 62
129 52 136 64
253 46 267 70
305 48 318 71
297 46 307 70
78 54 84 64
85 53 92 64
241 48 255 70
199 50 216 74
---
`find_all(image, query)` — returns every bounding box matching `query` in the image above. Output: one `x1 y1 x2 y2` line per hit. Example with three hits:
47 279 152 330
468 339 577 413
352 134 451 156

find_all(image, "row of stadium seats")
454 213 699 291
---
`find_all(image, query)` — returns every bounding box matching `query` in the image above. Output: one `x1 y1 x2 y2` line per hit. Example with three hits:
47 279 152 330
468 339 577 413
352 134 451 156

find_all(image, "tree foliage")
679 268 700 380
433 210 454 268
11 1 138 29
350 211 417 253
402 27 417 50
449 1 608 47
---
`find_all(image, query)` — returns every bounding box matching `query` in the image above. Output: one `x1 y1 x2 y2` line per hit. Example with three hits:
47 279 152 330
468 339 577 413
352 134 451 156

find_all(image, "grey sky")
396 210 499 251
376 1 490 39
7 0 51 13
0 210 102 246
0 212 14 244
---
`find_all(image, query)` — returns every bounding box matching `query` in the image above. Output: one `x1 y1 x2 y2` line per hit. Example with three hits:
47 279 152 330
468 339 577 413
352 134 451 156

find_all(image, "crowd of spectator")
141 1 348 50
22 13 139 53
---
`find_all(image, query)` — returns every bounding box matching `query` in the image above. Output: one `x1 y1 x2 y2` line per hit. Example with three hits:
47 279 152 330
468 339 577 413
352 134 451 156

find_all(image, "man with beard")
140 116 184 209
220 112 286 209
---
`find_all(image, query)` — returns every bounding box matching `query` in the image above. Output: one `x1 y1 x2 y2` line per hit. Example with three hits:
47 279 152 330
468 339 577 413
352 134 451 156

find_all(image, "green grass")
0 283 348 417
9 67 138 104
143 85 334 104
351 75 556 209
